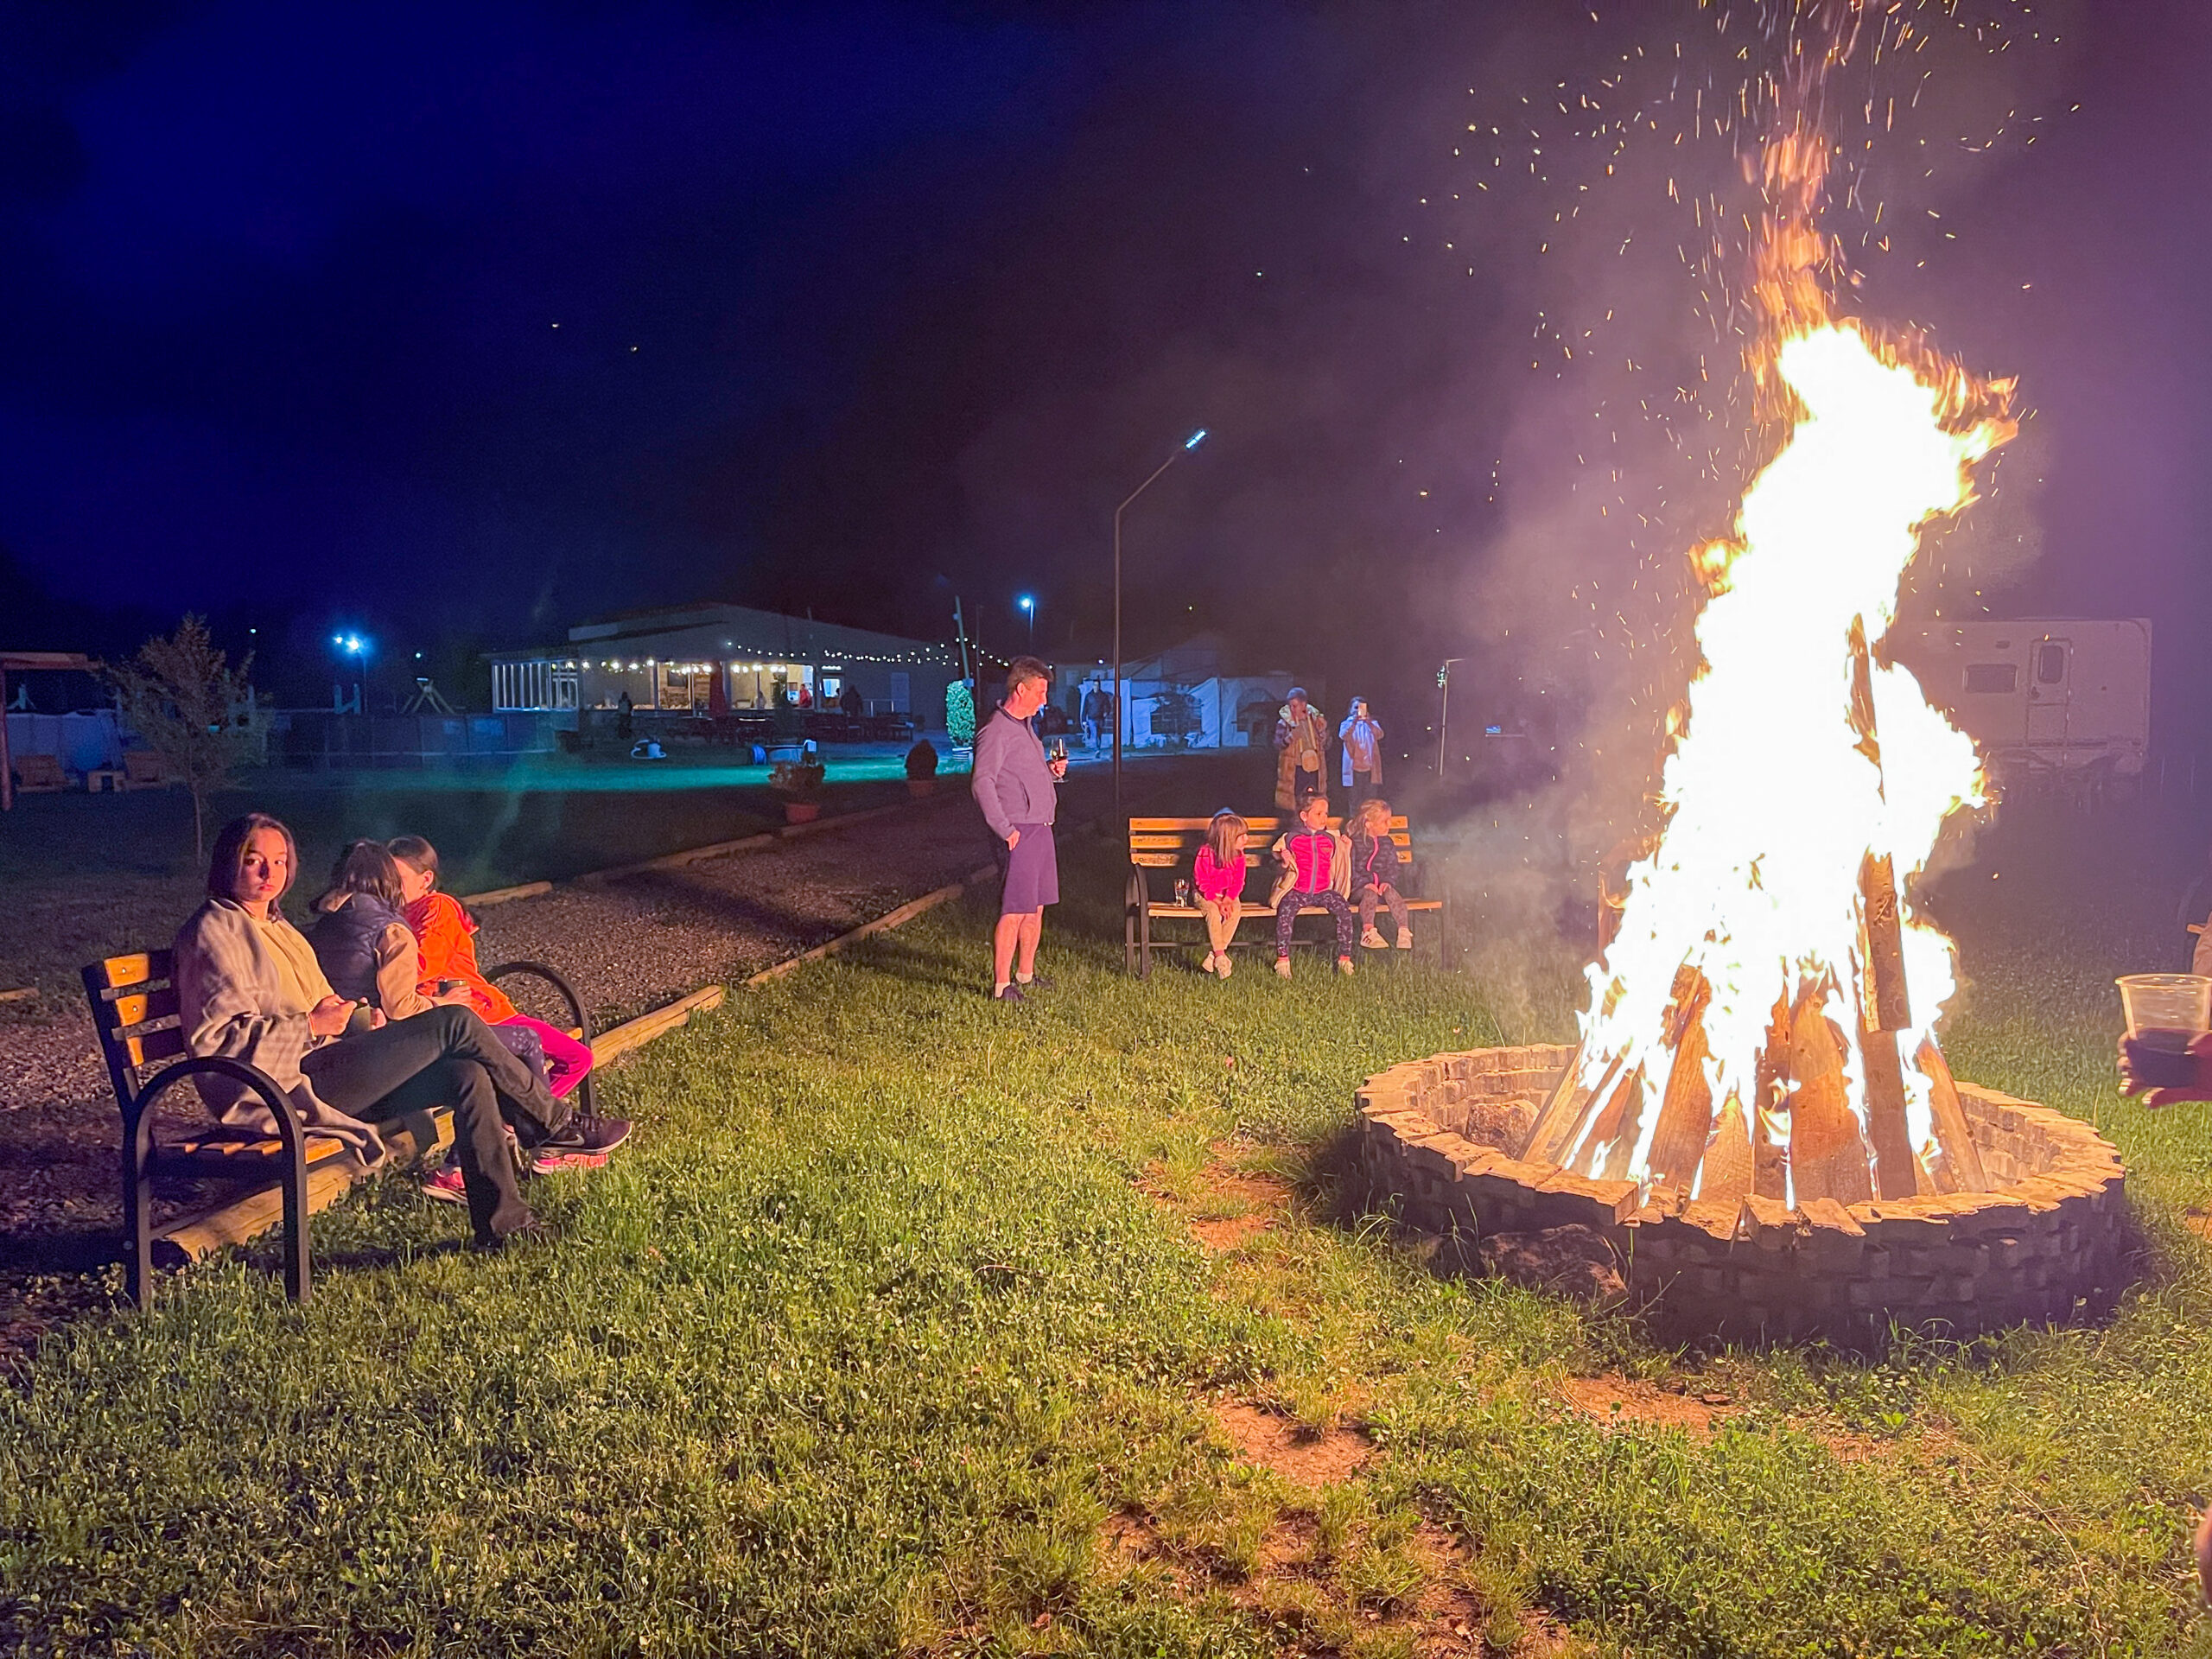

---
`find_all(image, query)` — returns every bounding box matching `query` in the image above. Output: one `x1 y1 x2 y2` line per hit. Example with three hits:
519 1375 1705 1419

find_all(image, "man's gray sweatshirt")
971 704 1058 840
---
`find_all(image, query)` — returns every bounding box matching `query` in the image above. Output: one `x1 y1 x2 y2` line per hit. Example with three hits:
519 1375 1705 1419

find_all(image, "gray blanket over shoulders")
171 899 389 1168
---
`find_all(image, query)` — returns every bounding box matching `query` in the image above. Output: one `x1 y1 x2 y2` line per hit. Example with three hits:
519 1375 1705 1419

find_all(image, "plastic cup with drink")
2117 973 2212 1093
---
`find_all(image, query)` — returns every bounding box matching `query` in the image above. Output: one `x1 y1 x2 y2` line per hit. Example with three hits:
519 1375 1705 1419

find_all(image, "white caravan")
1889 618 2152 786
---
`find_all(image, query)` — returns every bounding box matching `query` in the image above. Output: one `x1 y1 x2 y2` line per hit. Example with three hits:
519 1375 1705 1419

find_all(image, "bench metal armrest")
484 960 593 1041
485 959 596 1113
126 1056 310 1306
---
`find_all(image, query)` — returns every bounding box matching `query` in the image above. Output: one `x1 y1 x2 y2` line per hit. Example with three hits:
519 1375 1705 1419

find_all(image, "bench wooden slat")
122 1030 189 1068
108 989 180 1030
1146 899 1444 918
93 952 163 994
155 1135 349 1167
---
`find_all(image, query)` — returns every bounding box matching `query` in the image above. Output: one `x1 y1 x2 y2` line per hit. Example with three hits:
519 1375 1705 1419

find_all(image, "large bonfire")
1521 3 2017 1208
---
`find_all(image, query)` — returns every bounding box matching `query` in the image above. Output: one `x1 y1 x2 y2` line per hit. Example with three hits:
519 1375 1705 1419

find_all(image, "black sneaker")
536 1113 632 1157
993 983 1026 1002
474 1213 550 1251
1014 972 1054 992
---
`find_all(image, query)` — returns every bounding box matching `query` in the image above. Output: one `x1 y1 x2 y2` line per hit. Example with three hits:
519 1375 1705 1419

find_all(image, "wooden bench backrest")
12 753 65 786
1128 815 1415 870
82 950 189 1105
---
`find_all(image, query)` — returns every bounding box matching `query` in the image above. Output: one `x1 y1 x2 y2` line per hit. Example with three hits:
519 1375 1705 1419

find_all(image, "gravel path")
0 774 1119 1358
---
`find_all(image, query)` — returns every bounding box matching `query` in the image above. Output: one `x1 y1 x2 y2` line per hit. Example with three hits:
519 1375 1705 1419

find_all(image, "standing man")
1273 687 1328 810
1081 683 1109 750
973 657 1069 1001
1339 696 1384 804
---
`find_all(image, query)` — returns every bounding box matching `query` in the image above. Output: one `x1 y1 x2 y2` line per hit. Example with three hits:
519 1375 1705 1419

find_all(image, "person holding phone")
1339 697 1385 805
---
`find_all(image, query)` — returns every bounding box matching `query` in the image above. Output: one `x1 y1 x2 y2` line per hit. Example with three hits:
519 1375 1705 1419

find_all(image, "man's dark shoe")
535 1113 632 1157
993 983 1026 1002
474 1212 550 1251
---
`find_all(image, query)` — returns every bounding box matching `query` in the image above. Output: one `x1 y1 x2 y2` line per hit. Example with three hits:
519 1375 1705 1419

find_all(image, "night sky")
3 1 2208 741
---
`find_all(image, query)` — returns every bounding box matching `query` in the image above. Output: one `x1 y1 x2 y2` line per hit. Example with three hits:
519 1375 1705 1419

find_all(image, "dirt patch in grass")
1558 1374 1740 1434
1186 1166 1293 1250
1144 1141 1294 1253
1217 1399 1374 1487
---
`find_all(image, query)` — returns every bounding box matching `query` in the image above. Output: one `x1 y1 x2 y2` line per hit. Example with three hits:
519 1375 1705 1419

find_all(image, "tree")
945 678 976 749
105 615 261 860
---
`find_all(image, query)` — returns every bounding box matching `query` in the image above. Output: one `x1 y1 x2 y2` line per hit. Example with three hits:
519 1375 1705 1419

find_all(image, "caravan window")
1963 663 2017 694
2036 643 2067 684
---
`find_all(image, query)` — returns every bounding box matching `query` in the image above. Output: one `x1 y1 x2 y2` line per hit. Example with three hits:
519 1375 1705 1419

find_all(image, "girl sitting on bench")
1192 810 1249 979
387 836 595 1105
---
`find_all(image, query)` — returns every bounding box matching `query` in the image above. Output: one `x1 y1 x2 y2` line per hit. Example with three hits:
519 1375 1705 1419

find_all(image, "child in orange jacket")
386 836 594 1101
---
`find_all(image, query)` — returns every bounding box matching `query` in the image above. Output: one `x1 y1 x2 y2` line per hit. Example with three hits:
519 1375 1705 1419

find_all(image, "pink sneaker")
420 1164 468 1205
531 1145 612 1175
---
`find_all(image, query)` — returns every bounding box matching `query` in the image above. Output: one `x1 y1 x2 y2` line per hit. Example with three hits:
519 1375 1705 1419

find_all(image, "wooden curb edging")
746 864 998 988
589 983 727 1061
464 880 552 909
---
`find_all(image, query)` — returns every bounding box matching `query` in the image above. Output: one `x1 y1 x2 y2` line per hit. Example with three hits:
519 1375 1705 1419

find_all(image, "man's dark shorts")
995 822 1059 915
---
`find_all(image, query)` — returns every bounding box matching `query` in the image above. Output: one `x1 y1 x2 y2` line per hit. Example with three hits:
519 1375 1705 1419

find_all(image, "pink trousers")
499 1014 595 1099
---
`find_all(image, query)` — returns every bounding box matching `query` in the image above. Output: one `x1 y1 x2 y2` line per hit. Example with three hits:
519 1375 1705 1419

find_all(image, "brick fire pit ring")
1356 1044 2133 1347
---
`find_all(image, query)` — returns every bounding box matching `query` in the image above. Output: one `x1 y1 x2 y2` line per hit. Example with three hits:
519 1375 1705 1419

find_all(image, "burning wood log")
1859 851 1911 1033
1916 1036 1991 1194
1542 1050 1626 1174
1518 1039 1589 1164
1859 1023 1926 1199
1752 1104 1788 1199
1594 1068 1648 1182
1700 1090 1755 1202
1646 1007 1714 1187
1785 986 1874 1205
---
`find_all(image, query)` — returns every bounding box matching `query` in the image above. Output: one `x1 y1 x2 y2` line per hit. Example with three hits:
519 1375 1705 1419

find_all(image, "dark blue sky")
3 0 2209 733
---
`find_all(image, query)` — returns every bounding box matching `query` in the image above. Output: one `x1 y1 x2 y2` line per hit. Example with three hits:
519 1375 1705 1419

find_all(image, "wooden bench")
1124 815 1448 977
85 950 595 1306
121 750 173 789
10 752 65 793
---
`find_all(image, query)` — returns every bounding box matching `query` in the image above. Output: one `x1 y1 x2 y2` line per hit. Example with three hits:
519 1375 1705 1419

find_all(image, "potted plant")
904 738 939 798
771 755 826 823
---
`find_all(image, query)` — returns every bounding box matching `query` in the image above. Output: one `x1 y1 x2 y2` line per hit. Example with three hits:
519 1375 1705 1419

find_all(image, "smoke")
1396 1 2085 1004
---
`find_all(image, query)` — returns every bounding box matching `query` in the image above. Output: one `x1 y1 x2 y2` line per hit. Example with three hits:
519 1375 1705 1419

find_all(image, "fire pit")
1355 1045 2130 1347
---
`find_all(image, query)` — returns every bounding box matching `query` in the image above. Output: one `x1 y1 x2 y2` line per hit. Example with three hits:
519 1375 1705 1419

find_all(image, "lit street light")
332 632 372 713
1017 593 1035 646
1114 428 1207 811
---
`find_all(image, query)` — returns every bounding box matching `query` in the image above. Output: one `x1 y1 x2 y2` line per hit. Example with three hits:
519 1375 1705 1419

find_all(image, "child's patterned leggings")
1276 890 1356 957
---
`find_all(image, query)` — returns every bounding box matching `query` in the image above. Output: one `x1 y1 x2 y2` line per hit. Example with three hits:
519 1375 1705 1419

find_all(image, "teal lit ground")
271 742 982 793
2 803 2210 1655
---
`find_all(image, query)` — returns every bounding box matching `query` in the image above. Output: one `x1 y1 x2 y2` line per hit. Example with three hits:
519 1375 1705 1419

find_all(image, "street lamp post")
1018 594 1035 647
1436 657 1469 783
1114 428 1207 812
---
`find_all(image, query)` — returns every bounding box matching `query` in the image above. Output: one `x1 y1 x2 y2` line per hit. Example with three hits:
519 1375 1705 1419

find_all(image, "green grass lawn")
3 810 2211 1656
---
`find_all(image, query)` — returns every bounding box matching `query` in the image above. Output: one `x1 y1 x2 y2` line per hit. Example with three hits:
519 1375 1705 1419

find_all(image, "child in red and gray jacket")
1268 795 1355 977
